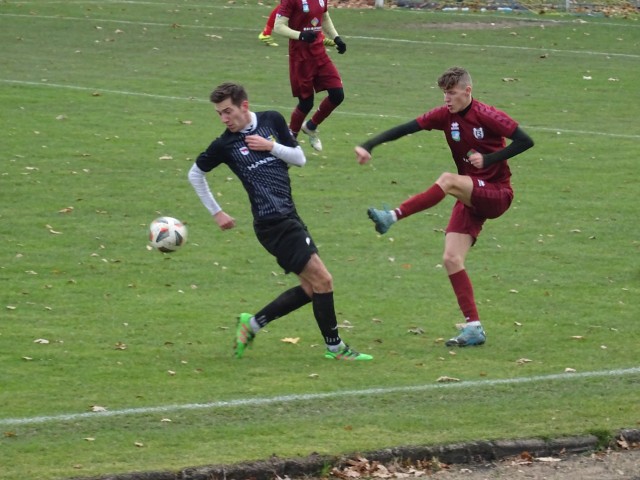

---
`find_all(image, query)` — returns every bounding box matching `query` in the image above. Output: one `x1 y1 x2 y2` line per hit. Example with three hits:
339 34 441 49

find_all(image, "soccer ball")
149 216 187 253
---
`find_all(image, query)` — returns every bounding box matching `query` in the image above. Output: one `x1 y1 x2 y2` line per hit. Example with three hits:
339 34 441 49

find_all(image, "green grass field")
1 1 639 479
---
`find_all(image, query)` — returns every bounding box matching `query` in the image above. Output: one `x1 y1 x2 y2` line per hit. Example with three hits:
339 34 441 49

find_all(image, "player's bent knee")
327 88 344 106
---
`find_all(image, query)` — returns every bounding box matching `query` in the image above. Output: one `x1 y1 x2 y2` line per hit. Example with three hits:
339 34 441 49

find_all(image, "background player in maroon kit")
354 67 534 348
273 0 346 152
258 2 336 49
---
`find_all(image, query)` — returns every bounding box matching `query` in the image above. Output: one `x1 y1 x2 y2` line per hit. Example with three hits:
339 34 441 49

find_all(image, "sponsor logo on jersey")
451 122 460 142
311 17 319 27
473 127 484 139
302 0 309 12
247 156 277 170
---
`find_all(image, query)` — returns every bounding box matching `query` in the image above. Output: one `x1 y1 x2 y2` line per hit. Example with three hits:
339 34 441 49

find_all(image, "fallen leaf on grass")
281 337 299 344
90 405 107 412
516 358 533 365
436 376 460 383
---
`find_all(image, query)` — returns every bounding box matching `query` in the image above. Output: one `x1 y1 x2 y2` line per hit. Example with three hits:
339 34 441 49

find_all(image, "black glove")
334 36 346 54
299 31 317 43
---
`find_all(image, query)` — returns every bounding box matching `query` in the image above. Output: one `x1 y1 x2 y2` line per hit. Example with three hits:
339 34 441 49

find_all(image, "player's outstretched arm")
356 119 422 164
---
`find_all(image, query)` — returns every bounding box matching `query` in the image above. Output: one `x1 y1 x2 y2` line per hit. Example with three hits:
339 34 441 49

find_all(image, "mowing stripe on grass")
1 366 638 427
2 79 640 140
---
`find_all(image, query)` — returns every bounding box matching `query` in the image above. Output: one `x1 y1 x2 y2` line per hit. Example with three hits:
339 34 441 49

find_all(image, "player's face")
214 98 250 132
442 83 472 113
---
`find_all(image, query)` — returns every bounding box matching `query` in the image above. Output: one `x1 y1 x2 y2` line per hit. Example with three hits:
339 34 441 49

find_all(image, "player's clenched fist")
354 146 372 165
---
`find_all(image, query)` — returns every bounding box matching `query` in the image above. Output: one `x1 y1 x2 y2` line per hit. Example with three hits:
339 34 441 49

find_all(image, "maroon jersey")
416 100 518 185
279 0 328 60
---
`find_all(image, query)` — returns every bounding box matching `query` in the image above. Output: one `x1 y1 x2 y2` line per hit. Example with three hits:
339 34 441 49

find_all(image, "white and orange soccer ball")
149 216 187 253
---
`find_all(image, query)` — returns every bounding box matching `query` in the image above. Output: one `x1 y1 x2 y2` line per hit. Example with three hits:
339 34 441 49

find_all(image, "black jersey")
196 111 299 221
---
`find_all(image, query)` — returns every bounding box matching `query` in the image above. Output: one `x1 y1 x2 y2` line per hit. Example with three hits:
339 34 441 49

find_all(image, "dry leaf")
33 338 50 344
281 337 300 344
436 376 460 383
516 358 533 364
564 367 576 373
134 442 144 447
58 206 74 213
90 405 107 412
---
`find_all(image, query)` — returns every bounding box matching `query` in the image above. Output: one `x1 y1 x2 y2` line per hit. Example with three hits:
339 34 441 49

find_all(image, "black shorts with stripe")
254 212 318 275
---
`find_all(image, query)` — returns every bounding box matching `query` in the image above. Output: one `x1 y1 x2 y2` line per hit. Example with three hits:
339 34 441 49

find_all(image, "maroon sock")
448 270 479 322
396 183 445 219
289 107 307 136
310 97 338 127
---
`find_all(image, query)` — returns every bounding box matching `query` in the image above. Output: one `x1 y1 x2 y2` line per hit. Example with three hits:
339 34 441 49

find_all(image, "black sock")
312 292 341 347
254 286 311 328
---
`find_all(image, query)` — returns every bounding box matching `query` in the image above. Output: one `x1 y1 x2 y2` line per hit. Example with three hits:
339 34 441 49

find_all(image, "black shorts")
254 213 318 275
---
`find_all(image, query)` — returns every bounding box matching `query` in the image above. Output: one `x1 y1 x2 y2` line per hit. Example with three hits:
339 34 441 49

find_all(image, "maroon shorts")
289 54 342 98
445 178 513 241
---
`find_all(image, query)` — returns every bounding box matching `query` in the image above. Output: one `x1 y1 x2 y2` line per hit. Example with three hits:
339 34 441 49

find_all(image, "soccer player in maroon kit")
273 0 347 152
355 67 534 347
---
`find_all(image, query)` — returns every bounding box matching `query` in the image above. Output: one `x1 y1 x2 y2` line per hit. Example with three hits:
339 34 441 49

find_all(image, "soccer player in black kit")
188 82 372 361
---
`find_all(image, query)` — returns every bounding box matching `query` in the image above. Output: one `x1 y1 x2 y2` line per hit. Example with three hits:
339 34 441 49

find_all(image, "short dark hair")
210 82 248 106
437 67 472 90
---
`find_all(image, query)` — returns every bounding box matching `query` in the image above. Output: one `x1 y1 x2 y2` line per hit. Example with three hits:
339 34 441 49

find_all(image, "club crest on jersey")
319 0 325 7
451 122 460 142
240 146 250 156
473 127 485 140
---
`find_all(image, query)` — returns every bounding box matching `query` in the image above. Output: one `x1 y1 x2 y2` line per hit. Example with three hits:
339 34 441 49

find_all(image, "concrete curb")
74 428 640 480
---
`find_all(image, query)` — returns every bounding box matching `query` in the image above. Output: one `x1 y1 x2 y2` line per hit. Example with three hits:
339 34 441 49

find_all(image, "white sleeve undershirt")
188 164 221 216
271 143 306 167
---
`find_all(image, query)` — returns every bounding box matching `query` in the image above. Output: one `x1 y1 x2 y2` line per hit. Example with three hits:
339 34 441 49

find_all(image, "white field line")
1 11 639 59
2 78 639 139
1 366 639 427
